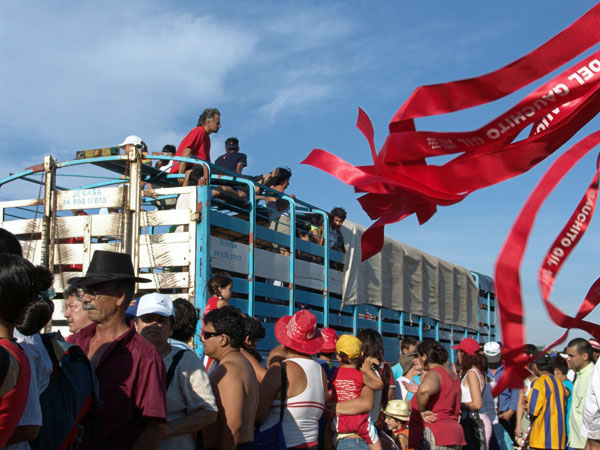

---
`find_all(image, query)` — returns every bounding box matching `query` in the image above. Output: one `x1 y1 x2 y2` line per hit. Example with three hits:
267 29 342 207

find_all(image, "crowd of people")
3 109 600 449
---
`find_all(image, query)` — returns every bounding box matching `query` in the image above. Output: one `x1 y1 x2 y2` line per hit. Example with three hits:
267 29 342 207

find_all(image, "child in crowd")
331 334 384 449
202 273 233 319
382 400 411 450
202 273 233 371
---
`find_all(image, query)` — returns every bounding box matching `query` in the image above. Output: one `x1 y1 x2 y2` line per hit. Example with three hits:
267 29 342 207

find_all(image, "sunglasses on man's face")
202 330 222 340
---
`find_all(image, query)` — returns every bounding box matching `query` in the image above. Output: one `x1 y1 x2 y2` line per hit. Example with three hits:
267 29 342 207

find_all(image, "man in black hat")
214 137 247 175
67 250 167 450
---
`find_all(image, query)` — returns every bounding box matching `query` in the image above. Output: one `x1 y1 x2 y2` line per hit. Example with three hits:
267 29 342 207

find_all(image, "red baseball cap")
275 310 323 355
320 327 339 353
451 338 481 355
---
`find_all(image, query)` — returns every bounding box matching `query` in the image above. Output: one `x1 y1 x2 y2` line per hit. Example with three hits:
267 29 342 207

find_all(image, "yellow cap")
336 334 362 359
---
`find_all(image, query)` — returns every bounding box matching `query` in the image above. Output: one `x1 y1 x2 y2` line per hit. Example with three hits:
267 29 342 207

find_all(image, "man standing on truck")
68 250 167 450
171 108 221 184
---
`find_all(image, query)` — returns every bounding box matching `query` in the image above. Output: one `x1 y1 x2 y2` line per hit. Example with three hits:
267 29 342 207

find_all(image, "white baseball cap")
118 135 144 148
483 341 501 363
136 293 174 317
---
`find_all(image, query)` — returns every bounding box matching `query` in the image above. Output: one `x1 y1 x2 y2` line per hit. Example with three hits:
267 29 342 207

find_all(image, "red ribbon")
302 3 600 261
492 131 600 396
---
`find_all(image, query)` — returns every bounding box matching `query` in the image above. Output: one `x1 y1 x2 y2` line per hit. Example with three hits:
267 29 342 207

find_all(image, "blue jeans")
337 437 370 450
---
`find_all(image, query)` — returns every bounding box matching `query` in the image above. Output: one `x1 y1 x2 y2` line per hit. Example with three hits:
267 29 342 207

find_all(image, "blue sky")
1 1 600 345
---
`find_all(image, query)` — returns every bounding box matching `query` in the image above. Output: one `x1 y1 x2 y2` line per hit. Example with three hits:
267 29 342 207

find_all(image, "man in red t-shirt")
171 108 221 184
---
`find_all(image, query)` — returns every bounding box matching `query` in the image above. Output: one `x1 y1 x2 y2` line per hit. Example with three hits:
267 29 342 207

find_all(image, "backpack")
29 333 101 450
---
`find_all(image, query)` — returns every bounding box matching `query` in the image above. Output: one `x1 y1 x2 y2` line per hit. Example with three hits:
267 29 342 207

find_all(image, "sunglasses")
76 285 118 298
202 330 222 340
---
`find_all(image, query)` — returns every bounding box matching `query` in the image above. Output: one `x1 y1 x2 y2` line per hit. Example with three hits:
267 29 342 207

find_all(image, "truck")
0 148 497 362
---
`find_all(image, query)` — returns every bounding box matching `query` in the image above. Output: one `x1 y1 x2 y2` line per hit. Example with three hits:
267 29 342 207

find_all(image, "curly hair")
204 305 245 349
0 254 54 335
244 316 266 342
417 340 449 366
458 351 487 377
0 228 22 256
197 108 220 126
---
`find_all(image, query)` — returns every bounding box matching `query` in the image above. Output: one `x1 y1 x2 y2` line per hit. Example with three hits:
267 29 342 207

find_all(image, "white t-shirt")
6 332 53 450
582 361 600 440
158 347 218 450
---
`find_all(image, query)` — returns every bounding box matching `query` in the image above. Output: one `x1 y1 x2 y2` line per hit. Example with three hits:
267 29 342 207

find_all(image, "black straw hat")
68 250 150 286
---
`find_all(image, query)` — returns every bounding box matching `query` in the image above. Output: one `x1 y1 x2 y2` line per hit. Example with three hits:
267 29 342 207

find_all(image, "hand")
420 410 437 423
402 381 418 393
515 425 523 437
499 410 514 421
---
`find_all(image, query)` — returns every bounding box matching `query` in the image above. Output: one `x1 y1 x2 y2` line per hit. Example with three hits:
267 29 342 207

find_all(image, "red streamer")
492 131 600 395
302 3 600 261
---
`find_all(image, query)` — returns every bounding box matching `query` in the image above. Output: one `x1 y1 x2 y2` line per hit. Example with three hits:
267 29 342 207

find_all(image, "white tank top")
461 368 497 423
259 358 325 447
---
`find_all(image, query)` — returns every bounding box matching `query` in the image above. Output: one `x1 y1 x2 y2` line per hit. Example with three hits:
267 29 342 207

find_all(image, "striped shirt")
527 374 567 449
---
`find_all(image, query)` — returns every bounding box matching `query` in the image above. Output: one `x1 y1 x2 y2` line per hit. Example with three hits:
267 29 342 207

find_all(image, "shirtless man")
202 306 258 449
67 250 167 450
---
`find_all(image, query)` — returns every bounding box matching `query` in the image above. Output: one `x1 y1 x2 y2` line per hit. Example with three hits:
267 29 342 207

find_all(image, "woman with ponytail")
0 254 54 447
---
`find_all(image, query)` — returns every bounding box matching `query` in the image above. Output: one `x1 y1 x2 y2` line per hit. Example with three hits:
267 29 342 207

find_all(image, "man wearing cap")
527 351 567 450
67 250 167 450
566 338 595 450
171 108 221 184
202 306 258 449
392 336 418 380
484 341 519 442
134 293 218 450
215 137 247 174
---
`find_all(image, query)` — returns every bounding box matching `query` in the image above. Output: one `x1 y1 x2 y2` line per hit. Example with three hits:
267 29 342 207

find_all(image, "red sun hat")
451 338 481 355
275 310 323 355
320 327 339 353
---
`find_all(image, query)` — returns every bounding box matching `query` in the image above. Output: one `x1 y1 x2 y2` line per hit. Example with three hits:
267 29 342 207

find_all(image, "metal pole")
40 156 56 268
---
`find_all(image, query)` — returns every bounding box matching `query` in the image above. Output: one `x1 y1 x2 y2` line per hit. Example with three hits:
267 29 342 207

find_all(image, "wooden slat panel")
19 240 43 265
90 214 122 236
139 242 190 266
0 198 44 209
139 232 190 244
141 209 193 227
1 218 43 236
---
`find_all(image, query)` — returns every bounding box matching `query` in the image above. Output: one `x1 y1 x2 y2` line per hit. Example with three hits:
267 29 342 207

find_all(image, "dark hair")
459 351 487 377
197 108 220 126
244 316 265 342
533 351 552 372
188 165 205 186
551 355 569 375
330 207 347 221
357 328 391 408
568 337 594 361
162 144 176 154
524 344 538 356
266 167 292 187
0 254 54 335
417 339 449 365
204 305 244 349
0 228 22 256
172 298 198 343
63 284 79 299
207 273 233 297
401 336 418 352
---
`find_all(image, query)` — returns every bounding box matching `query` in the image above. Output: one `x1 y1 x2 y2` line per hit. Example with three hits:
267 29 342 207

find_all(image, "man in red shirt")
67 250 167 450
171 108 221 184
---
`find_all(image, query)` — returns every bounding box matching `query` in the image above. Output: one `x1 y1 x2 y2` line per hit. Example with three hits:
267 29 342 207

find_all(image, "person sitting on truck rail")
214 137 247 174
171 108 221 185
